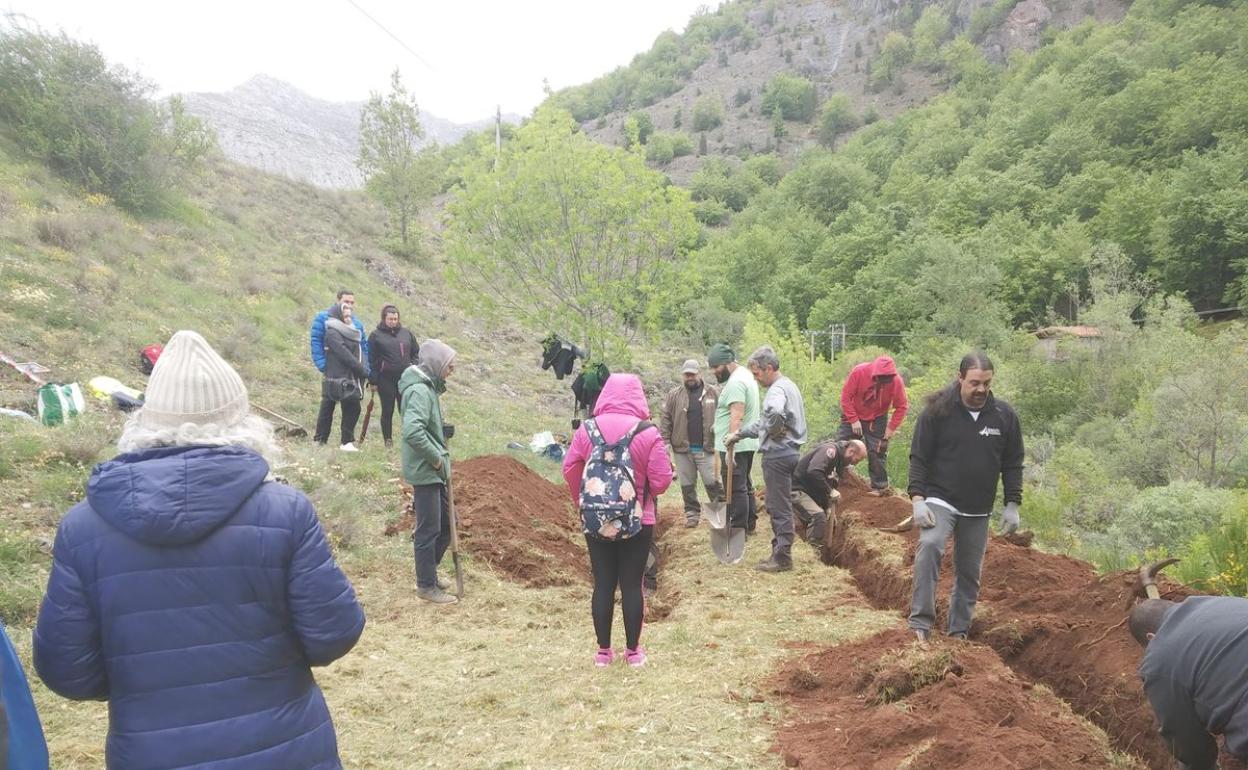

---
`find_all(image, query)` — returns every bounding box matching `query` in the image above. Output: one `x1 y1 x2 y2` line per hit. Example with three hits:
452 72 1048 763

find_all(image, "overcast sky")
2 0 710 123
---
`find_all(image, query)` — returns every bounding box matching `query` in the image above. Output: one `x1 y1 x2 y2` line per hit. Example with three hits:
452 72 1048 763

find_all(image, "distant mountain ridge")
182 75 514 189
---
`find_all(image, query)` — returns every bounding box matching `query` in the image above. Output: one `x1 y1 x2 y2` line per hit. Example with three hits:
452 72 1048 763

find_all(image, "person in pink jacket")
563 374 673 668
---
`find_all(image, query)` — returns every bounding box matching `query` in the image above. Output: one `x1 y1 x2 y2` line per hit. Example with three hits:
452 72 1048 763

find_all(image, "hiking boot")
914 629 930 642
340 442 359 452
684 517 699 528
755 558 793 573
624 647 647 667
594 648 615 667
416 586 458 604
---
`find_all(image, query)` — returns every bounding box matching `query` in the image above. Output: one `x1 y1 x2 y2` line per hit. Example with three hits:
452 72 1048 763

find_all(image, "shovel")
447 470 465 599
703 452 728 530
710 449 746 564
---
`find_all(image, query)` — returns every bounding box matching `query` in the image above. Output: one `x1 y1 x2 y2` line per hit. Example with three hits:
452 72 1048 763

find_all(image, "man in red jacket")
837 355 908 495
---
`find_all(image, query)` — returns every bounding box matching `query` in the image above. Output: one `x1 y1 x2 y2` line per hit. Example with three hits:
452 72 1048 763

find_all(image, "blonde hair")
117 412 282 466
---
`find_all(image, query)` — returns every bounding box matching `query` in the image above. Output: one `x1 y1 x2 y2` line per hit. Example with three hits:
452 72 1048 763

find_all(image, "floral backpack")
579 418 652 540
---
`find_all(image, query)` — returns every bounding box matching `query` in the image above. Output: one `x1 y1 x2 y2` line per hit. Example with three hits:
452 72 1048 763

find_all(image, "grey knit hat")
138 330 250 431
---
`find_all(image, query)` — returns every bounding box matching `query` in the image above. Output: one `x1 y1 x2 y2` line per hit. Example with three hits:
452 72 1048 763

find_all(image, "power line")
343 0 436 73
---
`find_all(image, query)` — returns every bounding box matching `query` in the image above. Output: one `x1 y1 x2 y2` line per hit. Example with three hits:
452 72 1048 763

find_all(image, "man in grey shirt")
726 345 807 572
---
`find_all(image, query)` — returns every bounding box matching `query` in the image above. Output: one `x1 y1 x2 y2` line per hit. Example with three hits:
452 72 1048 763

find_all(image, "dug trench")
788 471 1244 770
382 454 681 619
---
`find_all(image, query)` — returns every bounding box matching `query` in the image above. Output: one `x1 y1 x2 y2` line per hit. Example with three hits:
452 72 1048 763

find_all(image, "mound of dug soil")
774 629 1127 769
817 472 1238 770
383 455 590 588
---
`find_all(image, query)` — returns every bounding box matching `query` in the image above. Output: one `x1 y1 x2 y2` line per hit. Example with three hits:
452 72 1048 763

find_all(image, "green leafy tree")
622 111 654 148
446 107 698 359
912 6 952 69
357 69 433 256
761 74 818 121
692 93 725 131
772 106 787 143
0 24 213 212
817 93 860 148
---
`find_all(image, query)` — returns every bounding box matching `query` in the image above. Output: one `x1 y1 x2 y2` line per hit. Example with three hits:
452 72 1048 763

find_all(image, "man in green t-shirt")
707 343 761 533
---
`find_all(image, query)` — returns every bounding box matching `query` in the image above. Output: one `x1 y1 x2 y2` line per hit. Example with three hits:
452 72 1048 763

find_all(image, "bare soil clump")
812 471 1238 769
383 455 589 588
773 629 1125 769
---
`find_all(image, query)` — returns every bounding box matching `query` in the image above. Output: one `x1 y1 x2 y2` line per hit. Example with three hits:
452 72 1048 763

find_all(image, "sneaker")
624 647 647 667
755 558 793 573
594 648 615 667
384 439 393 448
914 629 930 642
340 442 359 452
436 574 452 591
416 586 457 604
684 518 699 528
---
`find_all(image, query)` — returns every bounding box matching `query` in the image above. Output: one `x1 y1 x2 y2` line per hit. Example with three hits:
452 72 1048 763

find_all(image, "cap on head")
681 358 700 375
138 330 249 432
707 343 735 366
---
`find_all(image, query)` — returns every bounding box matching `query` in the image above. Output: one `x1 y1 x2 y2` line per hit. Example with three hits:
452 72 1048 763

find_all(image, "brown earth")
772 629 1127 769
383 455 589 588
382 456 679 622
805 471 1243 770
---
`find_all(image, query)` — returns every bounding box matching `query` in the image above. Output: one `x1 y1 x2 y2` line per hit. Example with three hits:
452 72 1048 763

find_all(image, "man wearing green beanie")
707 344 761 535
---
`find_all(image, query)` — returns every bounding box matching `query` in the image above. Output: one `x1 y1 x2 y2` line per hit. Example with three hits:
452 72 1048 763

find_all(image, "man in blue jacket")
34 330 365 769
311 290 370 444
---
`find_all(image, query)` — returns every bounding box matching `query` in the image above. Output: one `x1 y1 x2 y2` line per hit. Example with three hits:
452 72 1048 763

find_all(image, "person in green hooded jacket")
399 339 458 604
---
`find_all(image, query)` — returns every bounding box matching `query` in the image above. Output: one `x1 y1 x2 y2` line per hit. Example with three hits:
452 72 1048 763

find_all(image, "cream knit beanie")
138 330 250 431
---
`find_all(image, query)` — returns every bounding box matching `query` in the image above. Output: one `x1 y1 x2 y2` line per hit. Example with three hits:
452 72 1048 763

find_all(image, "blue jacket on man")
33 445 365 770
311 309 369 375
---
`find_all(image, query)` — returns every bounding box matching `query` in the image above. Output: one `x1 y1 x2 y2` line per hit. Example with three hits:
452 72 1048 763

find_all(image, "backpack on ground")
579 418 652 541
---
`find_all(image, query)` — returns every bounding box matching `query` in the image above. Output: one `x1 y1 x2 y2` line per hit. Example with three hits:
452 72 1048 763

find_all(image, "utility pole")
494 105 502 171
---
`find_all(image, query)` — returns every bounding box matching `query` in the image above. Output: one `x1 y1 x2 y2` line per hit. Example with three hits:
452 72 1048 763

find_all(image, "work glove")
912 498 936 529
999 502 1020 535
724 432 740 447
849 420 863 437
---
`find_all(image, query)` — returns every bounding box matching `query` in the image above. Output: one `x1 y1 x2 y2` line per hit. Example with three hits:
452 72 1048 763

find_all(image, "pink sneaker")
624 647 647 667
594 648 615 667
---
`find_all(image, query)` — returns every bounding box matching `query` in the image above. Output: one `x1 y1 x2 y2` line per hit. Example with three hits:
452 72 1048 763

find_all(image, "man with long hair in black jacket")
907 351 1024 642
368 305 421 447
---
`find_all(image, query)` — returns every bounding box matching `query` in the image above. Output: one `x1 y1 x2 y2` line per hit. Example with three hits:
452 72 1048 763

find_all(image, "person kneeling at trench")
791 439 867 545
562 374 673 668
1131 596 1248 770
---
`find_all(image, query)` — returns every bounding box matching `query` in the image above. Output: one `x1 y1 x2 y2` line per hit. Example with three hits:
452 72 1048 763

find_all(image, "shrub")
645 132 693 164
692 94 725 132
761 74 818 122
693 198 730 225
1107 481 1235 556
0 25 213 212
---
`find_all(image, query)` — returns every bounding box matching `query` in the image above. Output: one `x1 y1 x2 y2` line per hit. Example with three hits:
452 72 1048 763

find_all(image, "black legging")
585 525 653 651
377 376 401 441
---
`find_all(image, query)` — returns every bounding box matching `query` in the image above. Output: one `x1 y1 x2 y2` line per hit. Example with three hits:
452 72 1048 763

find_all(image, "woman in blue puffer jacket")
33 330 365 770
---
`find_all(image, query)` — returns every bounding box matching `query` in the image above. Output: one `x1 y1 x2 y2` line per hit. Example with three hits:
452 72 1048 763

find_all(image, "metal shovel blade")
711 525 746 564
704 498 728 530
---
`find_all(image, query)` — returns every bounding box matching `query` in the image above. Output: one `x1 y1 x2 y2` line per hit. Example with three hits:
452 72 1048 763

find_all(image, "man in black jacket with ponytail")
907 351 1024 642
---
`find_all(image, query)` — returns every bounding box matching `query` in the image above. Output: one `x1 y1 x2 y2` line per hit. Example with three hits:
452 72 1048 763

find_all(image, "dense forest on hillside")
439 0 1248 592
688 0 1247 337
